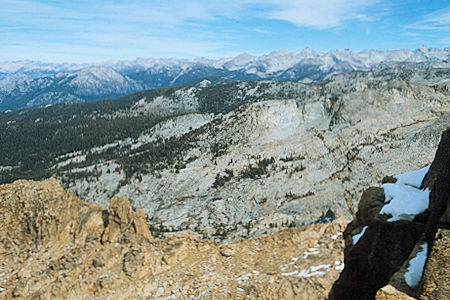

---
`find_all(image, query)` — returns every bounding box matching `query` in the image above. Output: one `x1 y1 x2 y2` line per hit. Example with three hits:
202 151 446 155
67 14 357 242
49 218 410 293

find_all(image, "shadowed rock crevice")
421 129 450 243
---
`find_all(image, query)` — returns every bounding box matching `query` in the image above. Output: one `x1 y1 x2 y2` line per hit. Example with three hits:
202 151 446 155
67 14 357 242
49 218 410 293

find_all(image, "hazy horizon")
1 0 449 63
1 46 449 66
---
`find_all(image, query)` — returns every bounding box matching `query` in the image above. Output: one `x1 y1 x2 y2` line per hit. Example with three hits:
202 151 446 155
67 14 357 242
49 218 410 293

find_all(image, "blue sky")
0 0 449 63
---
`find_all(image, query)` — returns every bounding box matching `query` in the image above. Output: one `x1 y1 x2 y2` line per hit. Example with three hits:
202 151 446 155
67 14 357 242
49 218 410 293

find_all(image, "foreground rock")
417 128 450 300
329 128 449 299
0 178 348 299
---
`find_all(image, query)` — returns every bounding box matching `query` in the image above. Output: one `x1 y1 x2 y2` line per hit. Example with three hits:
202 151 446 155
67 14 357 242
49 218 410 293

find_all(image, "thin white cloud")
0 0 241 61
256 0 381 29
0 0 382 31
401 7 450 47
4 0 443 62
409 7 450 31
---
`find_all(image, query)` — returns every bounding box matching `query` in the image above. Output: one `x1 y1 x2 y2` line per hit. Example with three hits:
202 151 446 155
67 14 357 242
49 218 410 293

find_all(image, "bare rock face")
0 178 105 253
330 215 425 299
419 228 450 299
375 285 415 300
417 128 450 300
0 178 350 299
329 128 449 300
102 197 153 244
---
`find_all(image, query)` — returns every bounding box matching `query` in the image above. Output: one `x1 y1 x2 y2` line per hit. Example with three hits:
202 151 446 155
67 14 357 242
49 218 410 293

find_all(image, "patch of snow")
303 244 321 258
310 264 331 272
297 264 331 278
394 165 430 188
281 270 299 276
235 273 252 284
335 260 345 271
352 226 368 245
380 184 430 222
331 233 341 239
379 165 431 222
303 250 320 258
404 243 428 287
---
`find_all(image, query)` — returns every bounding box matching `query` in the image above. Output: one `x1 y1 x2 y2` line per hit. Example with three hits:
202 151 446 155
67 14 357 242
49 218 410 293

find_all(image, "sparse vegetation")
212 169 234 188
280 154 305 162
239 157 275 179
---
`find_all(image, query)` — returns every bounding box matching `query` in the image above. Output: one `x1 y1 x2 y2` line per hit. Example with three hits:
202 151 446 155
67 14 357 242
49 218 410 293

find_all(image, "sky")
0 0 449 63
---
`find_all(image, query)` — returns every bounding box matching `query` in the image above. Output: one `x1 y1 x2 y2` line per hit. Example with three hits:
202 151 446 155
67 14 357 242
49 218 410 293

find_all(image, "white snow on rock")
302 244 321 258
297 264 331 278
331 233 342 240
394 165 430 188
352 226 368 245
380 166 431 222
404 243 428 287
234 273 252 284
281 270 299 276
334 260 344 271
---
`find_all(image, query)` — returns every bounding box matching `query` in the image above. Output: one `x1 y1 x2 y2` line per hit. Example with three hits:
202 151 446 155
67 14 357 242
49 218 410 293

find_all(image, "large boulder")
329 128 449 299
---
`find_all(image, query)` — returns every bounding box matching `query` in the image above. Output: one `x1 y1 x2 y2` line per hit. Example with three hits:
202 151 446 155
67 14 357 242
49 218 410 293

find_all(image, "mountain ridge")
1 47 449 111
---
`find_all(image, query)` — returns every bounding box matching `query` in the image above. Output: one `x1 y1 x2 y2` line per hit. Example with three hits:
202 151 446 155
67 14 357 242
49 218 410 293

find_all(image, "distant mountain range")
0 47 449 110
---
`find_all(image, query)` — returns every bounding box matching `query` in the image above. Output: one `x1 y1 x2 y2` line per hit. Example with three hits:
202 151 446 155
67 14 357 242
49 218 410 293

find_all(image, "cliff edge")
329 128 449 299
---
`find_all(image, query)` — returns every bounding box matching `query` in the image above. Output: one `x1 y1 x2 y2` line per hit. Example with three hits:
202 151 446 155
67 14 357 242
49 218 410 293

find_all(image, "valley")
1 63 449 242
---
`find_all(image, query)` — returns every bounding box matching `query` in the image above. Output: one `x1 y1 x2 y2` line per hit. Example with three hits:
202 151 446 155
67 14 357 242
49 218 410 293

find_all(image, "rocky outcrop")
417 128 450 299
0 178 349 299
329 208 425 299
0 178 106 253
101 197 153 244
329 128 449 299
418 228 450 299
375 285 416 300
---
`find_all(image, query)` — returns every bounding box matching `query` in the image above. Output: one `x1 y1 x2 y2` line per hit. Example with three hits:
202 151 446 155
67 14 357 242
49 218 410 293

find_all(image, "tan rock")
102 197 153 244
376 285 415 300
0 178 349 300
219 245 235 257
419 228 450 300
